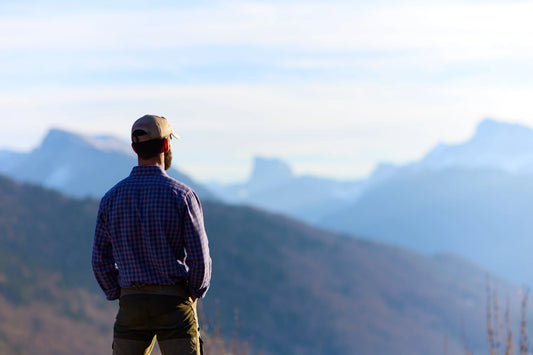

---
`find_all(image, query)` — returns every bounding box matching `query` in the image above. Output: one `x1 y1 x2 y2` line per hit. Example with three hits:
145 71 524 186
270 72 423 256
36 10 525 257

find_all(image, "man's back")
91 115 211 355
94 165 211 300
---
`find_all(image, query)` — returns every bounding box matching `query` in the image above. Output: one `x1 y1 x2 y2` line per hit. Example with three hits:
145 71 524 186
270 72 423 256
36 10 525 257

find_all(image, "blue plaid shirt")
92 165 212 300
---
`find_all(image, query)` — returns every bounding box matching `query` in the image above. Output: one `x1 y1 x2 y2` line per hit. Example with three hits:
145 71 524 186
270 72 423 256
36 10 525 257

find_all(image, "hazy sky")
2 0 533 182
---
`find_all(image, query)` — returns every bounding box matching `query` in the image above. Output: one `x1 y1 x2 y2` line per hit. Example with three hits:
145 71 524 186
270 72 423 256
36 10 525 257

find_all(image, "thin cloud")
2 0 533 181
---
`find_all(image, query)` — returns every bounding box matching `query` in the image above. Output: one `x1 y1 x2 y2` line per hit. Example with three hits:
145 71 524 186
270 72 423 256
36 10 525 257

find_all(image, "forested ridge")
0 175 513 354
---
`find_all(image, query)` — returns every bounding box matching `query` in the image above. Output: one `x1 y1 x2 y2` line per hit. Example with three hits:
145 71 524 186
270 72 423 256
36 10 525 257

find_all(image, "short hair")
132 130 166 159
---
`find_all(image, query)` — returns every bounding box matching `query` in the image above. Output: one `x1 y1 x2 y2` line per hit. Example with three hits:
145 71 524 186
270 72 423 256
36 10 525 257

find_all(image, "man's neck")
137 154 164 169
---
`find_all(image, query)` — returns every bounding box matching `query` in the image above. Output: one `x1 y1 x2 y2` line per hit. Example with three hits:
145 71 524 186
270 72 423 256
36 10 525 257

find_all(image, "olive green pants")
112 285 202 355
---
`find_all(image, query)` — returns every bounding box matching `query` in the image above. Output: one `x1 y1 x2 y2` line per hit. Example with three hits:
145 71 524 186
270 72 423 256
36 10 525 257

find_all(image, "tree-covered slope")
0 175 519 354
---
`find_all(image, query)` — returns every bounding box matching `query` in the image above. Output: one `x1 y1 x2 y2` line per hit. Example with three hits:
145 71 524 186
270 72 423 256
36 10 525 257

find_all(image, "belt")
120 283 191 299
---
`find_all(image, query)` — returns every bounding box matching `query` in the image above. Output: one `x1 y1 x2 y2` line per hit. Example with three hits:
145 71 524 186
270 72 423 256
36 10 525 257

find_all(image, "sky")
2 0 533 183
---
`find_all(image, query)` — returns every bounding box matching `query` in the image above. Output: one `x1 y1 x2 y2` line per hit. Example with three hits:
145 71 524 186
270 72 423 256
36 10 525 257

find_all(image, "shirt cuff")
105 287 121 300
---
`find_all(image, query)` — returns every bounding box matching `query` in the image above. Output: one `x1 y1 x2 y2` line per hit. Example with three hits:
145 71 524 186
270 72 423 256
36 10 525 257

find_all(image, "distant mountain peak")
41 128 78 147
476 117 507 130
41 128 132 156
419 119 533 173
249 156 294 186
241 156 294 192
0 127 211 199
473 118 533 142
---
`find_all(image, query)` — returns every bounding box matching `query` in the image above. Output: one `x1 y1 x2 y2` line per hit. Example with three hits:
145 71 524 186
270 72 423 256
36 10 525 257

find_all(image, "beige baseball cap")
131 114 180 143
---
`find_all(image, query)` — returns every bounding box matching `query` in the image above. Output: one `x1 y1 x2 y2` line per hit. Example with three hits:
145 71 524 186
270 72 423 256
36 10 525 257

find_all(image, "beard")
164 150 172 170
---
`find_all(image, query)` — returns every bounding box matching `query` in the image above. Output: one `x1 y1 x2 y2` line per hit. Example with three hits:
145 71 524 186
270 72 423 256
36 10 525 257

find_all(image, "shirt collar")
131 165 168 176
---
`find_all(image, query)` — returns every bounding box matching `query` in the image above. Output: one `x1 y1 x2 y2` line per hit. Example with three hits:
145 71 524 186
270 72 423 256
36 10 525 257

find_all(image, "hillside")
203 202 507 354
320 167 533 285
0 176 112 354
0 175 523 354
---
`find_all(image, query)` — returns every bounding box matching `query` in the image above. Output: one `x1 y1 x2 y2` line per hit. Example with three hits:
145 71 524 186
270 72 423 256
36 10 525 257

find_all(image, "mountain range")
0 128 212 199
3 118 533 286
0 174 520 354
319 119 533 284
206 156 366 224
206 119 533 285
209 119 533 217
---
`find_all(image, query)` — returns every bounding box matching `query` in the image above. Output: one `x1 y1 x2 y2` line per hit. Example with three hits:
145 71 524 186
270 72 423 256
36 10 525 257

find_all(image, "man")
92 114 212 355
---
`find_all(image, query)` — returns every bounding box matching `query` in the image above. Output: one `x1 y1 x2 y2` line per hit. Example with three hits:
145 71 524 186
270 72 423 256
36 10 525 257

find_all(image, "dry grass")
150 302 253 355
198 301 254 355
0 290 113 354
484 282 529 355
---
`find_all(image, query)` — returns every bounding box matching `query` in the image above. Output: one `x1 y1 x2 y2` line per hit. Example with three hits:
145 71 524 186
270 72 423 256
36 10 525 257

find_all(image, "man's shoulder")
161 174 197 198
99 176 130 204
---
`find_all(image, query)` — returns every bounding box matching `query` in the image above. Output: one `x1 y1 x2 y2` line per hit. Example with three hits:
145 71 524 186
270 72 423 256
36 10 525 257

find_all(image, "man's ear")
131 143 137 153
163 137 170 153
